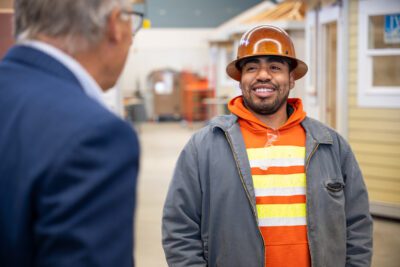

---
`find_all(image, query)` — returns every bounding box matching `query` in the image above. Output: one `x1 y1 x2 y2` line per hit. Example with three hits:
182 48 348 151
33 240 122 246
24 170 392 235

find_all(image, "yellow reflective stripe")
256 203 306 218
253 173 306 189
247 146 305 160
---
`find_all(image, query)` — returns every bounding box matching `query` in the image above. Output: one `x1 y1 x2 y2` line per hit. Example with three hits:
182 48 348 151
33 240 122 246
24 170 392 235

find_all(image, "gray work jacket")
162 115 373 267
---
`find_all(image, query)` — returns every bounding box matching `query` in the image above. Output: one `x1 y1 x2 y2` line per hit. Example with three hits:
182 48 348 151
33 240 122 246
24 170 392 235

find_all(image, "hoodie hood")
228 96 306 133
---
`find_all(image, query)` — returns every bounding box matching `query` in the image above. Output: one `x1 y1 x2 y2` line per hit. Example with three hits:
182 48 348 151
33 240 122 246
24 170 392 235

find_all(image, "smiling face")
239 56 295 118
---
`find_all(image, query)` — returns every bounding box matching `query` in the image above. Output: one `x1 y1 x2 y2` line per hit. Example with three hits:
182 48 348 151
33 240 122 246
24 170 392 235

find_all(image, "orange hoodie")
228 96 310 267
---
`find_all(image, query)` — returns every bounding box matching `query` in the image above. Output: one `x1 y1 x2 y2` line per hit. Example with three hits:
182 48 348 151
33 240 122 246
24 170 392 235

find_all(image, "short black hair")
236 55 297 73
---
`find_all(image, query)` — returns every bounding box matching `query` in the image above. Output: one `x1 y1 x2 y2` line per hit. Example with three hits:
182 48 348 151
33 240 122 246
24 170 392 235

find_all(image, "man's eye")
244 65 257 71
270 65 281 71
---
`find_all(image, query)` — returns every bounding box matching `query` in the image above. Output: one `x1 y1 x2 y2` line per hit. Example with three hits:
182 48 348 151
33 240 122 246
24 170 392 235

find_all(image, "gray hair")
14 0 131 53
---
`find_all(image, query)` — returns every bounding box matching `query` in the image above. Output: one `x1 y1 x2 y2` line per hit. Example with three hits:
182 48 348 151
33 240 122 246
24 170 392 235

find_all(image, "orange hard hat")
226 25 308 81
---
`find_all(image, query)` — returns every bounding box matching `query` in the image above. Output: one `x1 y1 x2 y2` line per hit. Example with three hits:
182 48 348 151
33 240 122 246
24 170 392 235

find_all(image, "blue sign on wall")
385 14 400 44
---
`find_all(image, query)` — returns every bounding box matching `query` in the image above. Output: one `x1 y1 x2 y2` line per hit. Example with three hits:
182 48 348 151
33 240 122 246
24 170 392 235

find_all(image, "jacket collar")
209 114 238 132
3 45 81 88
301 117 333 145
210 114 334 145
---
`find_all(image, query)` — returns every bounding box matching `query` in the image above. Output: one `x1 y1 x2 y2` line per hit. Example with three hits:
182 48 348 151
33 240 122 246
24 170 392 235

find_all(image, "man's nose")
256 67 272 81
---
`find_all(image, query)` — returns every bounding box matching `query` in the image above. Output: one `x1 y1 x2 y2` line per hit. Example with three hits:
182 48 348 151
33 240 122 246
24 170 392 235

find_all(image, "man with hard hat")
162 25 372 267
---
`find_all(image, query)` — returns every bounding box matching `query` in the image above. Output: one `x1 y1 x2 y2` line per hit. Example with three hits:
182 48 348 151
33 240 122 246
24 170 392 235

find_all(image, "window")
358 0 400 108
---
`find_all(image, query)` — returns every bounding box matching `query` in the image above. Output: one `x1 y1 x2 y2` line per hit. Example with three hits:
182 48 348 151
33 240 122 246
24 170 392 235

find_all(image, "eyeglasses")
121 10 144 34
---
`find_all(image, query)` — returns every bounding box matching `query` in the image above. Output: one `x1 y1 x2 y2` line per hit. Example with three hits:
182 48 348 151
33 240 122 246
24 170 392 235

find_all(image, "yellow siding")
348 131 400 145
369 191 400 203
359 165 400 181
351 142 400 156
355 154 400 168
348 0 400 204
349 109 400 120
349 120 400 132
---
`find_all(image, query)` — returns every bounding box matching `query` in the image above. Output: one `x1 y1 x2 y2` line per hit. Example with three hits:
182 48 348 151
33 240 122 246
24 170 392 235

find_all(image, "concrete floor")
135 122 400 267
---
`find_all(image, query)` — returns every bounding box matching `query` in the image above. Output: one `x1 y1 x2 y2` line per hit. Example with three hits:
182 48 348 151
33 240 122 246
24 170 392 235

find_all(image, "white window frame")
305 4 348 137
305 10 317 102
358 0 400 108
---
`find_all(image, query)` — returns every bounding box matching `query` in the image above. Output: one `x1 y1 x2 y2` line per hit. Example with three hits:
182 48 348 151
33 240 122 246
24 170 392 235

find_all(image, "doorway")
305 4 346 135
323 21 338 128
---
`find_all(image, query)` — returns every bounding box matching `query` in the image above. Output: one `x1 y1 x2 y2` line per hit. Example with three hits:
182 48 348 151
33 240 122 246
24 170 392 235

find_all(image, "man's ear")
106 8 123 43
289 71 295 89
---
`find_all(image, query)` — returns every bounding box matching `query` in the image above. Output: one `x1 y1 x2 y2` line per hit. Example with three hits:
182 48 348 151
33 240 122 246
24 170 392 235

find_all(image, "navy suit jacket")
0 46 139 266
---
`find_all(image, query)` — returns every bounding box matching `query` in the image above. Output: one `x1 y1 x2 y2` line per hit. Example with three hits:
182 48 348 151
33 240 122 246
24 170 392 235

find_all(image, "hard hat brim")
226 55 308 81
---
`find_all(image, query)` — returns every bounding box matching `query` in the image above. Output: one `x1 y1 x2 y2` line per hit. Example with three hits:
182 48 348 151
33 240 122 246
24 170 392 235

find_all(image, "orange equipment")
180 71 214 122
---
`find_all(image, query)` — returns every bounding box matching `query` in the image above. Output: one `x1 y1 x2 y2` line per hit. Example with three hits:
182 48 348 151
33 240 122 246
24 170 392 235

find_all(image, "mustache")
251 81 278 90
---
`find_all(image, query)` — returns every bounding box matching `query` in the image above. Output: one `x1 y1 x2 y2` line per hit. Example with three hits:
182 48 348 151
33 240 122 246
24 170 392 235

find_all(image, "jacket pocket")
325 180 345 193
323 179 345 200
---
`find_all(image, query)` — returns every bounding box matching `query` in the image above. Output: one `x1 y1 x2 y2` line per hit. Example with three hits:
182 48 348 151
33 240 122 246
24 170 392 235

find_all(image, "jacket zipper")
305 140 319 267
306 141 319 170
224 131 266 266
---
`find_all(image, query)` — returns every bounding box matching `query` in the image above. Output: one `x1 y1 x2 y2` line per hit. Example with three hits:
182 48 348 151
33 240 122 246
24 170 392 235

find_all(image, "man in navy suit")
0 0 143 266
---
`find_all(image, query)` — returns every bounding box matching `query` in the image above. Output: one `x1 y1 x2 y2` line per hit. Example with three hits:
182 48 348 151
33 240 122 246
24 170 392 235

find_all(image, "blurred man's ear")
239 81 245 93
106 8 124 43
289 71 295 89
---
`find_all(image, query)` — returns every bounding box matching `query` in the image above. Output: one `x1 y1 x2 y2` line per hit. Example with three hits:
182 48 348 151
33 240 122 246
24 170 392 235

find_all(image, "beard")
242 85 290 115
